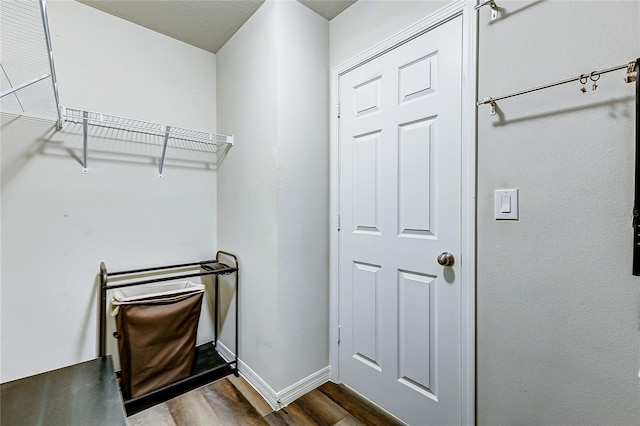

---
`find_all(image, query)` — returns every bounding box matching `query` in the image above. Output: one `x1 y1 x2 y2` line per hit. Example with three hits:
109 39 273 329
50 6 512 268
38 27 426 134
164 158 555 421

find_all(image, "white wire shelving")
2 1 235 176
61 107 234 176
0 0 61 124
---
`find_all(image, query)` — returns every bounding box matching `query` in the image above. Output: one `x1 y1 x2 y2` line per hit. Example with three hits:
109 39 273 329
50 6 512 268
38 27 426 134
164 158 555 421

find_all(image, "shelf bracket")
82 110 88 173
215 134 234 167
158 125 171 178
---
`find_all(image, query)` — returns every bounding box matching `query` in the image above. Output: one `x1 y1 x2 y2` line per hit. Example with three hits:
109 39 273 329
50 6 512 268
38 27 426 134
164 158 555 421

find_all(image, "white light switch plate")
495 189 518 220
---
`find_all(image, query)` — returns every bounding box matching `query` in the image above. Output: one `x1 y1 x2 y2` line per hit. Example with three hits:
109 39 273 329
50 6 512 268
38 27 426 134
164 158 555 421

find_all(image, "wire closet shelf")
0 0 61 123
61 106 234 175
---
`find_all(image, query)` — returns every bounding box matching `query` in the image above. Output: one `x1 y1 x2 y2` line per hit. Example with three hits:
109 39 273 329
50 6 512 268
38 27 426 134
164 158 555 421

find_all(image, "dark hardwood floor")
126 375 404 426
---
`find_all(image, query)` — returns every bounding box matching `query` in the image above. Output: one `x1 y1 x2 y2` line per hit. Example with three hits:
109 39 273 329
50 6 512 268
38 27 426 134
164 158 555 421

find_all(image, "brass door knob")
437 252 455 267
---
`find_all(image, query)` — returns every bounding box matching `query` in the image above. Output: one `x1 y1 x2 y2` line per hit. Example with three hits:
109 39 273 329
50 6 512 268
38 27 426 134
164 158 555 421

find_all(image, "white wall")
330 0 448 67
217 0 329 393
49 0 216 130
216 0 280 389
274 0 330 392
0 0 218 382
476 1 639 424
332 0 640 424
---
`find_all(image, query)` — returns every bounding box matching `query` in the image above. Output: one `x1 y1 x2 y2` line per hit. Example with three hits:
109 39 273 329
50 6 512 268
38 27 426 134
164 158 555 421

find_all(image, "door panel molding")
329 1 477 424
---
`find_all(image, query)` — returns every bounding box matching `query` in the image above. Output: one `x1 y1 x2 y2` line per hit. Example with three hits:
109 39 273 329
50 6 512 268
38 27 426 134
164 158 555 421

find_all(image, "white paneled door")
338 15 463 425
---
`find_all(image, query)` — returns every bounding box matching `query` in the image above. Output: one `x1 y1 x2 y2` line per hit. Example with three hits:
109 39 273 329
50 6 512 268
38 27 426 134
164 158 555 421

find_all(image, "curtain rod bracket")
489 98 497 116
478 97 498 115
624 61 637 83
475 0 499 20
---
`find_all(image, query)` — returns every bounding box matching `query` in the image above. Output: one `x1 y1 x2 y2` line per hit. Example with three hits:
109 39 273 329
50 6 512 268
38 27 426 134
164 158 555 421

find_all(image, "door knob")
437 252 455 267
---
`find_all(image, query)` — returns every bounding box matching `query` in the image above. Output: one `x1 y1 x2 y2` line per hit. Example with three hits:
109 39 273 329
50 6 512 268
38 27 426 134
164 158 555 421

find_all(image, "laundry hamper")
110 281 205 399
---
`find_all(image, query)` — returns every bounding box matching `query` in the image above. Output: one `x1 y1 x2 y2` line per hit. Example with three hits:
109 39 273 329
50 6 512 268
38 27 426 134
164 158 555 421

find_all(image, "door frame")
329 1 477 423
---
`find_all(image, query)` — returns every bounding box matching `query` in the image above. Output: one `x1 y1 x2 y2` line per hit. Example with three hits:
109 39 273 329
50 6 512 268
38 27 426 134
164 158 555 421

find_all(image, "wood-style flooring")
126 375 404 426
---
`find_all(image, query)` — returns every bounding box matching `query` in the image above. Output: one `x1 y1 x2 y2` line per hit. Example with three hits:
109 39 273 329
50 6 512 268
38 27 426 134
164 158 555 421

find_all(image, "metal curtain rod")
478 60 638 114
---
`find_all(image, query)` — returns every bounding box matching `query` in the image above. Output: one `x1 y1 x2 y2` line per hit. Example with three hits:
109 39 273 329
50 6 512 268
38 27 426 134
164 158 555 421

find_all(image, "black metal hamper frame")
98 250 239 415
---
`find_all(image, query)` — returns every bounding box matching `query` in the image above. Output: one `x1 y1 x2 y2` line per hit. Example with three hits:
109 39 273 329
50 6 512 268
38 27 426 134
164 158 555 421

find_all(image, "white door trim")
329 1 477 424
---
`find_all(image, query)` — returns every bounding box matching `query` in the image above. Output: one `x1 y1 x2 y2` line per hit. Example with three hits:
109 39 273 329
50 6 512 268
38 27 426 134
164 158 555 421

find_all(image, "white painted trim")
216 341 331 411
333 1 470 77
459 2 478 425
329 70 341 382
214 340 235 364
329 1 477 424
275 366 332 408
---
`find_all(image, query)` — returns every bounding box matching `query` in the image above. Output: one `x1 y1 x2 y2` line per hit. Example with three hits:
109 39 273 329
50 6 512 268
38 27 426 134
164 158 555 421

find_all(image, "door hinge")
337 215 341 232
337 325 341 345
337 102 341 118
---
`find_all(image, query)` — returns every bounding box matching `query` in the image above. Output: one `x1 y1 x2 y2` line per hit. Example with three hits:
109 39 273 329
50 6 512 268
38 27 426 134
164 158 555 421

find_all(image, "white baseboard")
274 364 332 409
215 340 236 364
216 341 331 410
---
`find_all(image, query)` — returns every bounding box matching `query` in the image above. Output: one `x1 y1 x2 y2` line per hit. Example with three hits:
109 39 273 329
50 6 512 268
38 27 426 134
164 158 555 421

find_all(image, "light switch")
495 189 518 220
500 196 511 213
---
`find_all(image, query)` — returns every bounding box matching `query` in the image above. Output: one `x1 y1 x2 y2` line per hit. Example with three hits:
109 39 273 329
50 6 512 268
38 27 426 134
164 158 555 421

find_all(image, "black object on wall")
633 58 640 276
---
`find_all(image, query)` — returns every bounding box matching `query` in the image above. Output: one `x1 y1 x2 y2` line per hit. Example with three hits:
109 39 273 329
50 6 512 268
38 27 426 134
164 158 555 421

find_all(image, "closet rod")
478 60 637 112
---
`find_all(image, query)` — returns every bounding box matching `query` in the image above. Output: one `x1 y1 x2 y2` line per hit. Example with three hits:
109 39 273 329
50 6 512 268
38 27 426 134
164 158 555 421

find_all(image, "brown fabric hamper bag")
111 282 204 399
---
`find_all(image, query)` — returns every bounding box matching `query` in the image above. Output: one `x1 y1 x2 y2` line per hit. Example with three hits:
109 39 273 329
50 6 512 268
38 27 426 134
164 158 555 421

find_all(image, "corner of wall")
215 0 330 395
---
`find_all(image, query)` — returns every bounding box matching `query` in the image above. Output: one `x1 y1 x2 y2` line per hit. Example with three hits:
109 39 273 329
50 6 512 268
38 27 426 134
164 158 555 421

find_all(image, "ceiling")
77 1 356 54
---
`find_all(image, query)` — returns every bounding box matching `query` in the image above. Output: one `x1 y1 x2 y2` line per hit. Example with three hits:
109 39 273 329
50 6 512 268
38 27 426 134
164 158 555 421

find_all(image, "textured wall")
216 0 281 389
274 0 330 391
330 0 448 67
476 1 639 424
48 0 216 129
216 0 329 392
